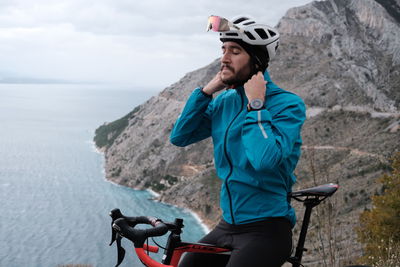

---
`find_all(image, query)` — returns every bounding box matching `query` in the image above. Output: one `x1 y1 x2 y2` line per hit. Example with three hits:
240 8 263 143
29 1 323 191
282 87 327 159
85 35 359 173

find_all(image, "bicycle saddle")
289 183 339 198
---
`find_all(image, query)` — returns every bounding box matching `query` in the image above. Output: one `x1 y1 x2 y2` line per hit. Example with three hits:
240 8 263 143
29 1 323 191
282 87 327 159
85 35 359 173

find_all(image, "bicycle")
109 183 339 267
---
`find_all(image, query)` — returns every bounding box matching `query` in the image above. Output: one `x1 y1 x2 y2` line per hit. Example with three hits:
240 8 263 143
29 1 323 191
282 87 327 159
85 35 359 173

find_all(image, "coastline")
105 176 210 234
89 139 105 155
150 190 211 234
89 136 211 234
147 188 161 198
186 208 210 234
93 141 210 235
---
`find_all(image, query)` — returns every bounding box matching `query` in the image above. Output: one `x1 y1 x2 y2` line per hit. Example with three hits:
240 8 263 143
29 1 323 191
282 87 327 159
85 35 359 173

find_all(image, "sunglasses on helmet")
206 15 244 32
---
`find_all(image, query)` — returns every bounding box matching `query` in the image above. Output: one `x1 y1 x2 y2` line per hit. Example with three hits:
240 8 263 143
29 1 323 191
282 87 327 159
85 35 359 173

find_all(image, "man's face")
220 41 252 86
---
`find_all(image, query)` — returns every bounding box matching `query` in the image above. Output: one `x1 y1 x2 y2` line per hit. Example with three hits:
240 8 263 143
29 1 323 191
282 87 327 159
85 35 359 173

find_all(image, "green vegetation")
356 152 400 266
145 180 165 192
164 174 178 186
94 106 140 149
110 166 122 177
143 175 178 193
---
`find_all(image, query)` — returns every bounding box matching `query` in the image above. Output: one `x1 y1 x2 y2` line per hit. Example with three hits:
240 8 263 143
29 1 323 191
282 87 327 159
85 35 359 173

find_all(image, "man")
170 15 306 267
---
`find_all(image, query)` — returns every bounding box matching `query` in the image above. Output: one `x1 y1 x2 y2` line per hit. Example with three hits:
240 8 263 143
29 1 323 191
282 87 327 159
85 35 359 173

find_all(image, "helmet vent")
268 30 276 37
244 31 256 40
226 32 239 37
255 29 268 39
243 21 256 25
233 17 249 24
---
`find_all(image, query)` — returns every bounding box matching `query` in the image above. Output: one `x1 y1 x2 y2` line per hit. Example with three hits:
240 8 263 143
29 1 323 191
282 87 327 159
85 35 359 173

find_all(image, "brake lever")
109 209 127 266
109 222 117 246
115 233 126 267
109 209 123 246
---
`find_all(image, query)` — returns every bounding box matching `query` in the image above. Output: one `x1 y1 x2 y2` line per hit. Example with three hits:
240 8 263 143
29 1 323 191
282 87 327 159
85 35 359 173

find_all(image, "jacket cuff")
199 87 212 98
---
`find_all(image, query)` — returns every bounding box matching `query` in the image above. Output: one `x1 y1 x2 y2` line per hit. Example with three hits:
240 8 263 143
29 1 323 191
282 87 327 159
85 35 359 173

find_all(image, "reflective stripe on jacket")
170 71 306 227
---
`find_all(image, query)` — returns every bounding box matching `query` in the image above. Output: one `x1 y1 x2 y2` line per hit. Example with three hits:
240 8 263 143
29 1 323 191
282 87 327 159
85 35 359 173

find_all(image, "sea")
0 83 206 267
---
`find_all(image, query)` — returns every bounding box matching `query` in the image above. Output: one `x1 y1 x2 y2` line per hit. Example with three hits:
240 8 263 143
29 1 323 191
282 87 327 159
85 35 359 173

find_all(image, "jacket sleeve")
241 98 306 171
170 88 213 147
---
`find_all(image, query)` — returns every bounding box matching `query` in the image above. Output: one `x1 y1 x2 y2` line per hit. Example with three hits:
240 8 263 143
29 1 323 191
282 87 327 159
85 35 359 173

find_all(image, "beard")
220 62 253 86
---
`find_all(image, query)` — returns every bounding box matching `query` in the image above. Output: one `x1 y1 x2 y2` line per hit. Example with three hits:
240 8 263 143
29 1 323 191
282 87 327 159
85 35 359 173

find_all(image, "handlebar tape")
112 217 168 247
109 209 169 266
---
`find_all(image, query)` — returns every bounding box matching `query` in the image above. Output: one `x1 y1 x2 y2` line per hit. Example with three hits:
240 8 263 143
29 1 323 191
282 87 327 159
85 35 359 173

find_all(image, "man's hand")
202 71 227 95
244 72 267 102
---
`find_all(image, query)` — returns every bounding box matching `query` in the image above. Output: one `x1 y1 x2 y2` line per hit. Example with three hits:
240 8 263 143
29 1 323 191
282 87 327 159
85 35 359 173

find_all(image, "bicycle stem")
162 218 184 265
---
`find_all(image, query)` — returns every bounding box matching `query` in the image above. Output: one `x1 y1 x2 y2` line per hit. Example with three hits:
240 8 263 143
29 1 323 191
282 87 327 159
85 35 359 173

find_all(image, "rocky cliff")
95 0 400 264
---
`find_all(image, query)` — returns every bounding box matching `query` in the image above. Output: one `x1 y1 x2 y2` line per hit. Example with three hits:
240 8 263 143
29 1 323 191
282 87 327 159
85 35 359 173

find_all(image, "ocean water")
0 84 206 267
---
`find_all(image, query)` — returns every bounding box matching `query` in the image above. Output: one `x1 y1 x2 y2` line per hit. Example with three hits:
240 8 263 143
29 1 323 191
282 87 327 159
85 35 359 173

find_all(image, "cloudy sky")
0 0 314 89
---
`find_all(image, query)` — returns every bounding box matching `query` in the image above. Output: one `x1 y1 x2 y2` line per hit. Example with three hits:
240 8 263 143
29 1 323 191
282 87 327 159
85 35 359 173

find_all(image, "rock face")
95 0 400 264
274 0 400 112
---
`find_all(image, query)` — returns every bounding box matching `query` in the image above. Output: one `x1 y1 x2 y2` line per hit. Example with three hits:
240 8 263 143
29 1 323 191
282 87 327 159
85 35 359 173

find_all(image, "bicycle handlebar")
109 209 171 266
111 210 168 248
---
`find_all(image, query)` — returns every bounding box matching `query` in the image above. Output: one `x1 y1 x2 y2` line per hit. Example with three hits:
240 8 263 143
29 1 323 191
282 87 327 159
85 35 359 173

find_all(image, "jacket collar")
233 70 284 97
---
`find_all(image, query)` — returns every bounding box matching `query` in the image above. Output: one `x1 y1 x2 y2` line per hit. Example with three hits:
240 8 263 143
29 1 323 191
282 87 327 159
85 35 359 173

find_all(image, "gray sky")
0 0 314 89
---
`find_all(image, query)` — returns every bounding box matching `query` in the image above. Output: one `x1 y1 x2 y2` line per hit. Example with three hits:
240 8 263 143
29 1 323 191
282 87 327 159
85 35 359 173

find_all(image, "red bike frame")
136 243 231 267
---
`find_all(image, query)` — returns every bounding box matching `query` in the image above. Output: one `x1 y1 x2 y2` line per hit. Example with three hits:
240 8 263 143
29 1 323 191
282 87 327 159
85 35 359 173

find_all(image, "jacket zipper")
223 89 244 225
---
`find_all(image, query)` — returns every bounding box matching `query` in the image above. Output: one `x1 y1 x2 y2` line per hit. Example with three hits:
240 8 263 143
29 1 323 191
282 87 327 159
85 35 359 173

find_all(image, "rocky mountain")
94 0 400 264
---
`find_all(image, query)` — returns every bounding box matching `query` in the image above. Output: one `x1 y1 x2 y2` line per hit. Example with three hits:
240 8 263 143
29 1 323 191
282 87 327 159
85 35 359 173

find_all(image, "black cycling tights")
178 218 292 267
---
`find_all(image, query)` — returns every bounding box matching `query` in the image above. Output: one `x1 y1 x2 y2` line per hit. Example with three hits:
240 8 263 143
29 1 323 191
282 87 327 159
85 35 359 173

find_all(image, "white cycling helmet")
219 15 280 65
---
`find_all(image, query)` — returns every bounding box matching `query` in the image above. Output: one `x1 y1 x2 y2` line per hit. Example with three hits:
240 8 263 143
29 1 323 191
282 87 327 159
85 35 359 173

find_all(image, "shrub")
356 152 400 266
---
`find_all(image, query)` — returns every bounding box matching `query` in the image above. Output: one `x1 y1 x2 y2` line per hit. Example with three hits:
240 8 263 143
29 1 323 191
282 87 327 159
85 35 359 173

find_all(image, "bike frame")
137 242 231 267
137 199 322 267
110 183 339 267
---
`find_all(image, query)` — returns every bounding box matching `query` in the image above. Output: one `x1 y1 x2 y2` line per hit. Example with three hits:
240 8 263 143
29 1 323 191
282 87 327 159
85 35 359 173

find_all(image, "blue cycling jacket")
170 71 306 227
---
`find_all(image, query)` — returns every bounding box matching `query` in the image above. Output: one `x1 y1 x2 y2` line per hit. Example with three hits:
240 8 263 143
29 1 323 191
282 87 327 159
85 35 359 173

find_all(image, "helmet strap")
249 57 263 76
